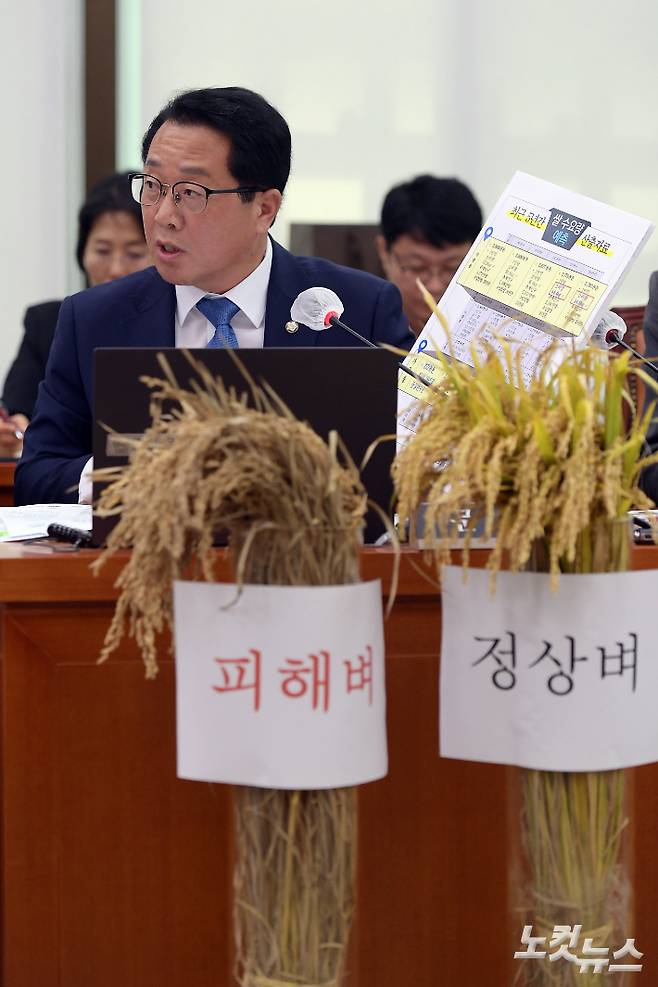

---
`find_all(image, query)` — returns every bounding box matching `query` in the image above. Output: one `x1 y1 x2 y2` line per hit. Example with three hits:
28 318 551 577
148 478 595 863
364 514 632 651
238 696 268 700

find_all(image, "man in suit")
15 87 413 505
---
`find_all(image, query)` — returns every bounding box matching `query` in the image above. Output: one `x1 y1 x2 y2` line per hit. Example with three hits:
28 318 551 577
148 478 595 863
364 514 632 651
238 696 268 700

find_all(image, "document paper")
398 171 654 443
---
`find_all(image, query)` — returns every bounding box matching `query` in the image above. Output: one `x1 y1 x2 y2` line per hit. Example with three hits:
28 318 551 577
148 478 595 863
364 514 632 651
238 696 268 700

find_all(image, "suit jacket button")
284 320 299 334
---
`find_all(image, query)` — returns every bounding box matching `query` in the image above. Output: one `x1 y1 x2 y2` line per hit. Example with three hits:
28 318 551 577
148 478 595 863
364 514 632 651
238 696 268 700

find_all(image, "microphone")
290 287 436 389
290 287 376 348
590 310 645 360
47 523 93 548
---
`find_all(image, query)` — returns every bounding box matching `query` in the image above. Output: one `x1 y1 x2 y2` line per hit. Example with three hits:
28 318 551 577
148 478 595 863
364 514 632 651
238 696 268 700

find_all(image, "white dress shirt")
175 238 272 349
78 240 273 503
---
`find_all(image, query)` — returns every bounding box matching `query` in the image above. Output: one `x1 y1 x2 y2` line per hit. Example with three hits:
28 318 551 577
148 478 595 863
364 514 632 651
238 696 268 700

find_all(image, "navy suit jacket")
15 240 413 505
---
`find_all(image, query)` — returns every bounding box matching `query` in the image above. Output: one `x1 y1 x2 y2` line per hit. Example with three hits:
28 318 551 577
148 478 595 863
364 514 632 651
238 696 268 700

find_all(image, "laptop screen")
92 347 399 546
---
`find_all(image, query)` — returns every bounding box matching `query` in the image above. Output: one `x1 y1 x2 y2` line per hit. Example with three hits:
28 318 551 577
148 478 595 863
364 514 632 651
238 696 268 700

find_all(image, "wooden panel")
1 547 658 984
1 606 233 987
1 611 59 982
289 224 383 278
631 764 658 981
84 0 116 191
355 644 508 983
0 460 15 507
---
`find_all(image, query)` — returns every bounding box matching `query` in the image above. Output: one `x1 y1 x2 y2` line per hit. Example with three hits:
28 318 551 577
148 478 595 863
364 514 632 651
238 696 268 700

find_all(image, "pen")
0 402 24 441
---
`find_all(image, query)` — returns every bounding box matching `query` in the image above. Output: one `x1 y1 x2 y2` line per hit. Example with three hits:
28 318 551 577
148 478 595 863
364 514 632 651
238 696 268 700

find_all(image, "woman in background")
0 171 150 453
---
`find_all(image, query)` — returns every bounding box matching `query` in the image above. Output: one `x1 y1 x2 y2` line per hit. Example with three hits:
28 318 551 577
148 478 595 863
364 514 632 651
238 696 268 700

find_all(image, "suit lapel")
264 240 319 348
121 267 177 347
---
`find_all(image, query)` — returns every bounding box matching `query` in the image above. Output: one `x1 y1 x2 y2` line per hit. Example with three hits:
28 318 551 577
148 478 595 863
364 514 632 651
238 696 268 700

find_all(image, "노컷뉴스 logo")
514 925 643 974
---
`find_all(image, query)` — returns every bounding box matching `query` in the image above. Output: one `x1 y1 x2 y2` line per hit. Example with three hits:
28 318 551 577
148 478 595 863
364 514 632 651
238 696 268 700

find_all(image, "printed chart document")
398 171 654 442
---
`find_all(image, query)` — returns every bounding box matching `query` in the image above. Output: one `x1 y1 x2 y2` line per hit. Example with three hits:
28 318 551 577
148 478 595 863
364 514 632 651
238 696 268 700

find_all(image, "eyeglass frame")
129 172 265 213
388 246 464 285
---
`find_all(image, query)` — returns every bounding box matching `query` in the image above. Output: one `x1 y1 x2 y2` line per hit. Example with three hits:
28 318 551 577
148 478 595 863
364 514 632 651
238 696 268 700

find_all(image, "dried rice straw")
92 351 382 986
93 352 370 677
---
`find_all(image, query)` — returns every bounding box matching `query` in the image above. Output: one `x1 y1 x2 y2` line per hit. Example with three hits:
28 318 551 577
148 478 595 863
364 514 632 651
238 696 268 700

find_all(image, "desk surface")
0 541 656 601
0 543 457 601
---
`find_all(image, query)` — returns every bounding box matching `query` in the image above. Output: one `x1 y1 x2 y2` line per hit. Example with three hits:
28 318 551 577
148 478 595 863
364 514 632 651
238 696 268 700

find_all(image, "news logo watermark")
515 926 643 974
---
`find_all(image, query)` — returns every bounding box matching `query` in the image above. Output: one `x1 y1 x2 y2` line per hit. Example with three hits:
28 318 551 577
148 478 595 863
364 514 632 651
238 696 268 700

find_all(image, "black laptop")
92 347 399 546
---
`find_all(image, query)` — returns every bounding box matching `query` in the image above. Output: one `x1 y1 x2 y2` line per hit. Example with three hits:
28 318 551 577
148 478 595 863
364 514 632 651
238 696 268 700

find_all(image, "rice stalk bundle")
515 768 628 986
394 329 658 584
94 352 368 987
393 306 658 984
513 519 631 987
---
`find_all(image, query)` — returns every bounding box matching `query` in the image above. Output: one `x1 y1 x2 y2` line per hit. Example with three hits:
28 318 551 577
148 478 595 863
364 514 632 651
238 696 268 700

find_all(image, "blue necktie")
196 295 240 349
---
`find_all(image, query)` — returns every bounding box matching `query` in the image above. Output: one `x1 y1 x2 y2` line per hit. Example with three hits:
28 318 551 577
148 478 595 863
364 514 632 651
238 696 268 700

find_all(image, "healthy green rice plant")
394 319 658 583
394 293 658 984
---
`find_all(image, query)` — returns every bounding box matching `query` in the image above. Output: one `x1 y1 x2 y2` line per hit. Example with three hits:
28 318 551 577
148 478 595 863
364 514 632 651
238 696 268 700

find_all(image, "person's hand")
0 412 28 457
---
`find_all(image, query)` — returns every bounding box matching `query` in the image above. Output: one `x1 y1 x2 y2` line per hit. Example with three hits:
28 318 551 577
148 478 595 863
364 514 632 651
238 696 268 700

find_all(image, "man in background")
0 171 150 456
376 175 483 335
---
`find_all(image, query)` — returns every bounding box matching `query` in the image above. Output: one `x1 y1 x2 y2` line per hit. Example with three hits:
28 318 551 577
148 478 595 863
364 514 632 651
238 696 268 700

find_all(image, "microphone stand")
328 315 437 391
606 330 644 362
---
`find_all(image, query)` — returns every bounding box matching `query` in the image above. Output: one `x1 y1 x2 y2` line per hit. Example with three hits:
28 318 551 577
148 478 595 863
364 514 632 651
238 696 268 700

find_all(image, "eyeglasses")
129 173 263 215
389 249 462 286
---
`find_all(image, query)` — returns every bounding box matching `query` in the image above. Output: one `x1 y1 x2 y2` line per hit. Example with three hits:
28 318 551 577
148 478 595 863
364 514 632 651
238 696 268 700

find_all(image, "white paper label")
174 579 387 788
440 565 658 771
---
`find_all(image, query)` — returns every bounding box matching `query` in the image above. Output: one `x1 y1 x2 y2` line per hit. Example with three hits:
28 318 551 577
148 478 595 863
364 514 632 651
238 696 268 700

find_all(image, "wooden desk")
0 546 657 986
0 460 16 507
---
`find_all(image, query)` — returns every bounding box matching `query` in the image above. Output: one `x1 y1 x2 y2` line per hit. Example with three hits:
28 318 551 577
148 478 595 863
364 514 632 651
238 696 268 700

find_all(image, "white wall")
120 0 658 307
3 0 655 388
0 0 84 376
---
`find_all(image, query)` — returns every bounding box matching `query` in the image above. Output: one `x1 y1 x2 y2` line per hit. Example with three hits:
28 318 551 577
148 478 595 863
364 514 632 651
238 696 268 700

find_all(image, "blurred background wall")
2 0 658 371
0 0 83 374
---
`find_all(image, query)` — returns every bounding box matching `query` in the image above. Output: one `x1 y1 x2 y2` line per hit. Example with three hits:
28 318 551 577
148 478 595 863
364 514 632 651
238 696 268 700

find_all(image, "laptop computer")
92 347 399 547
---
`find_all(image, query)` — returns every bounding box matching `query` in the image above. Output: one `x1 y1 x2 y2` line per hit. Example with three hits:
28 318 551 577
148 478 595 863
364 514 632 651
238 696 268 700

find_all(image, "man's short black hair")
76 171 144 273
380 175 483 249
141 86 292 204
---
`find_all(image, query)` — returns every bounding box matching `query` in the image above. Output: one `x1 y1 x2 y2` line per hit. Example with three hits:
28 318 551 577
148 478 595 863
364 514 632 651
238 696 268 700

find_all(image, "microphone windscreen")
590 310 628 351
291 287 345 332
